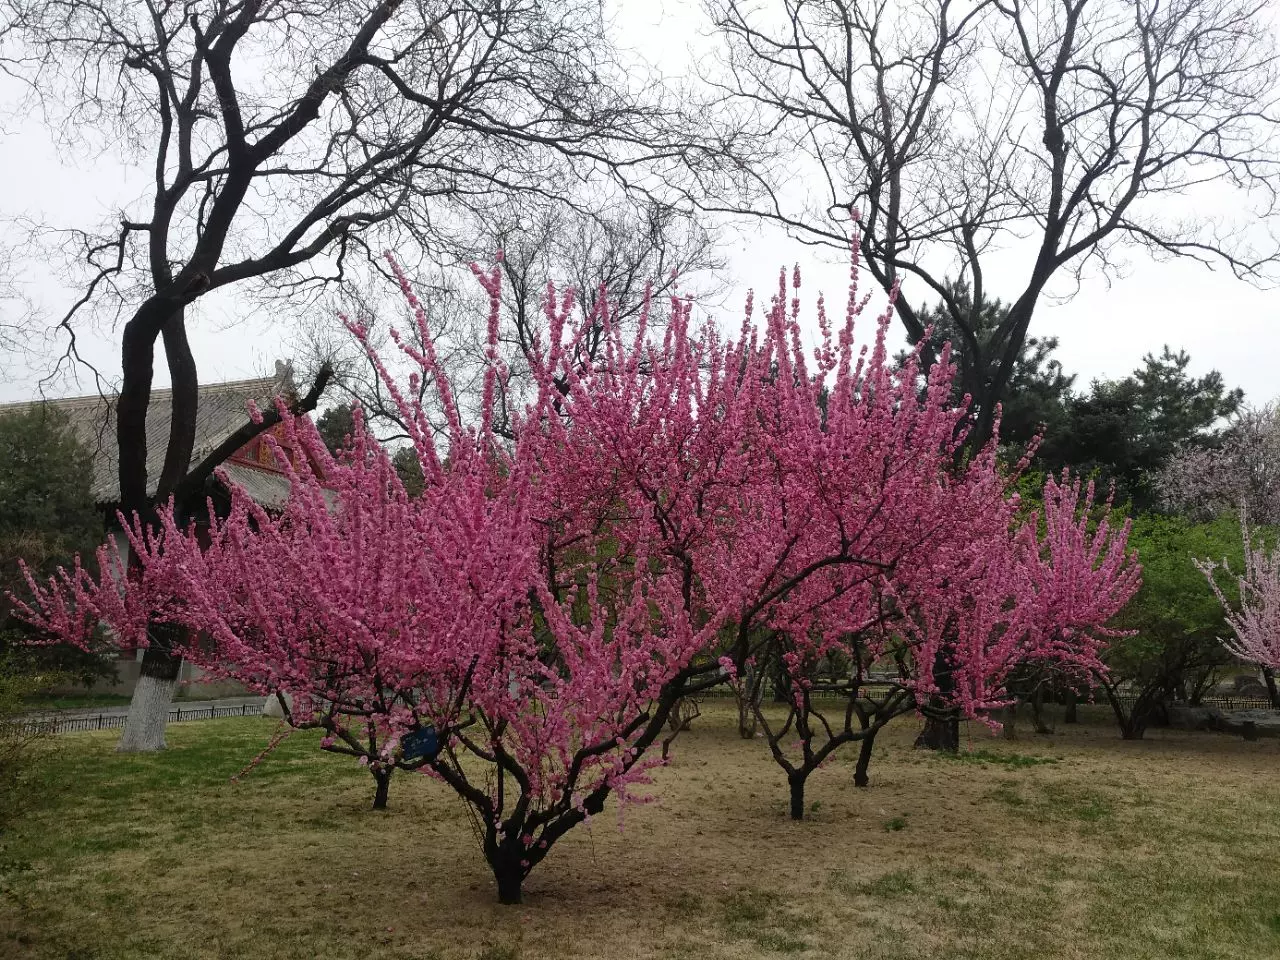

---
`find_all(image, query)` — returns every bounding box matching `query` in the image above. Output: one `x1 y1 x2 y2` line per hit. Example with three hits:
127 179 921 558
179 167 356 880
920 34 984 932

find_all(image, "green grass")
984 780 1115 824
21 693 134 711
859 869 918 899
937 748 1062 768
719 889 811 955
2 705 1279 959
22 691 236 712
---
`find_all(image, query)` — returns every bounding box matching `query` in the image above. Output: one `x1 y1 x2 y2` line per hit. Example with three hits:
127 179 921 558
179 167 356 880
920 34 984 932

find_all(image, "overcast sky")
1 0 1277 407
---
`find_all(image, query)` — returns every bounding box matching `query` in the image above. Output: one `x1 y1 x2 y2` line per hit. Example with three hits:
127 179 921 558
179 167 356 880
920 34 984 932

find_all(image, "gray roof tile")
0 363 296 506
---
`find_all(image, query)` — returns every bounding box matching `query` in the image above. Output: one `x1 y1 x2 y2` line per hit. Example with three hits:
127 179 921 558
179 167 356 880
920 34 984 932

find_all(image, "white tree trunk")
116 672 178 752
262 692 292 718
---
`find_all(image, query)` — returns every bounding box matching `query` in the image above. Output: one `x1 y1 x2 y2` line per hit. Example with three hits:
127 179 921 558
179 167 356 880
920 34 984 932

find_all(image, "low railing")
13 701 265 736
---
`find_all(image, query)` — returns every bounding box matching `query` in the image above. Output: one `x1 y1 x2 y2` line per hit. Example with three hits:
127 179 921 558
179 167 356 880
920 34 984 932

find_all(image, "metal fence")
13 701 265 736
1108 693 1275 713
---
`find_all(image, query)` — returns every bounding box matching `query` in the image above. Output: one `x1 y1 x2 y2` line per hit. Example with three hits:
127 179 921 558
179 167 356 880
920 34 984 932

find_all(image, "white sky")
0 0 1277 406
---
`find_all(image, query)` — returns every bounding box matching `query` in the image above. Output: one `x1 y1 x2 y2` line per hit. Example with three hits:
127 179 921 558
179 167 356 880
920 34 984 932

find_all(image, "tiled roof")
220 462 297 510
0 362 296 506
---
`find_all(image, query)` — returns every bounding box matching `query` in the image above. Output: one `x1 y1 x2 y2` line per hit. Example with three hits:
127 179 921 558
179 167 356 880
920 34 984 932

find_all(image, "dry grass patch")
1 701 1277 959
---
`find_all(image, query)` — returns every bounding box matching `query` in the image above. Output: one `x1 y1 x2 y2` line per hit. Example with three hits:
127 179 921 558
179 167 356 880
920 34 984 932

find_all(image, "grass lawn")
22 691 249 712
2 701 1278 960
20 693 136 711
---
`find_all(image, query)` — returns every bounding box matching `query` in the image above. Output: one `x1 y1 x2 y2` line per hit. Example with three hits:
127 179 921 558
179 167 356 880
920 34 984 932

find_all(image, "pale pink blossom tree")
1197 519 1280 684
1158 405 1280 524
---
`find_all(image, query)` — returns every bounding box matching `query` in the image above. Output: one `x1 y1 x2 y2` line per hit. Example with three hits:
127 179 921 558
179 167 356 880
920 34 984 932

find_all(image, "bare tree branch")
704 0 1280 447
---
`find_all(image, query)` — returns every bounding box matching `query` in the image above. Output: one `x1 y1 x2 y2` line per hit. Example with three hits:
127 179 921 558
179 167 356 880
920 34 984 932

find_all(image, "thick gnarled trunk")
915 647 961 752
484 832 537 905
116 301 195 754
914 712 960 752
1100 680 1161 741
495 865 524 905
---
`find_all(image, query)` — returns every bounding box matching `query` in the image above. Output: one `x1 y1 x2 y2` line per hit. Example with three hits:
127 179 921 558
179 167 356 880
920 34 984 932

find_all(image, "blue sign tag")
401 726 439 761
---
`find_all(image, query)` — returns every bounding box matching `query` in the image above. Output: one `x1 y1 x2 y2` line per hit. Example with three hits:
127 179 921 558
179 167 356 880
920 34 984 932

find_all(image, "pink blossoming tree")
752 444 1140 815
18 256 763 903
15 241 1140 899
716 255 1139 812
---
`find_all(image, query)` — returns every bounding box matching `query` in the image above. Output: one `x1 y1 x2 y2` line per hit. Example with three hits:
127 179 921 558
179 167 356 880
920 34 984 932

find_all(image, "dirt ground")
2 700 1278 959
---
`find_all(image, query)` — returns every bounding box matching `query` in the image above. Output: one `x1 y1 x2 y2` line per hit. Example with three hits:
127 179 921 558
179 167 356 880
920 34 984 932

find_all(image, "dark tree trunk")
1064 692 1078 724
156 312 198 497
853 731 878 788
736 700 755 738
1002 703 1018 740
496 869 523 905
788 772 807 820
915 713 959 752
117 303 169 512
772 655 790 704
140 641 182 682
916 644 961 751
116 303 196 753
969 287 1043 451
1102 684 1149 741
1264 668 1279 709
1030 686 1052 735
372 769 391 810
492 857 524 905
738 661 768 738
1119 714 1148 740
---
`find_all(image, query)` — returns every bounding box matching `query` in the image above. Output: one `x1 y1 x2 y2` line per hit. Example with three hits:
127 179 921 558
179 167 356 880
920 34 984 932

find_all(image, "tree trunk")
1119 715 1147 740
969 289 1041 451
737 685 757 739
1102 684 1147 741
1002 703 1018 740
915 713 959 752
772 654 790 704
1030 686 1052 735
788 772 807 820
116 645 181 752
372 769 391 811
738 662 763 739
493 860 524 905
853 731 878 788
1264 667 1279 709
1064 692 1078 724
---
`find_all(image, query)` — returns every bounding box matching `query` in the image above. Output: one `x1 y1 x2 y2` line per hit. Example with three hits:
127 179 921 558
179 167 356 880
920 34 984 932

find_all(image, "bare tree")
483 197 724 422
0 0 726 749
0 236 34 374
307 195 724 443
704 0 1280 449
299 261 485 445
